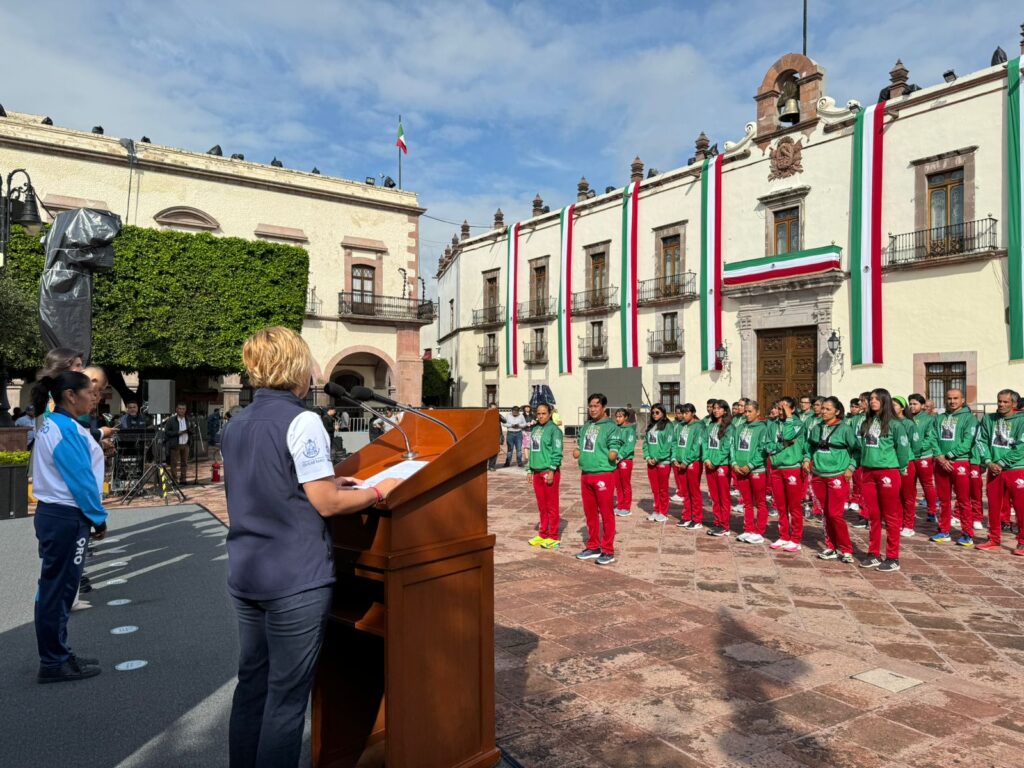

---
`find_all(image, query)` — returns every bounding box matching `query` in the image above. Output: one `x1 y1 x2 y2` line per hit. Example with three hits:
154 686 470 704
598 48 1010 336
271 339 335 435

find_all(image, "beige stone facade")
0 110 428 411
436 50 1021 423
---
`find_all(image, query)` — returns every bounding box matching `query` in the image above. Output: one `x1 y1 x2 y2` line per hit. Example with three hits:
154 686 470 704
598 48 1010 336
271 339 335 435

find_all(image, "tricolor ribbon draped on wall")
1008 57 1024 360
620 181 640 367
699 155 723 371
505 222 519 376
557 204 574 374
849 101 886 366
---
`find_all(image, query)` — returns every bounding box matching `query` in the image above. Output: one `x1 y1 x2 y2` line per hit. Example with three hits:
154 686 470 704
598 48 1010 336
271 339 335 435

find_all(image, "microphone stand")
324 383 417 460
349 387 458 445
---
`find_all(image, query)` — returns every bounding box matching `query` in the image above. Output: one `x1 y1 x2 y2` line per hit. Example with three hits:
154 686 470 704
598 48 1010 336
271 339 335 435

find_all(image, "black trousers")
229 586 333 768
34 505 90 668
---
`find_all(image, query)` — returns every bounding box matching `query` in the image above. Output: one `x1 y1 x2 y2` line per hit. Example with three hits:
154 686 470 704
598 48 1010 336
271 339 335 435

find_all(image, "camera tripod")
121 461 186 505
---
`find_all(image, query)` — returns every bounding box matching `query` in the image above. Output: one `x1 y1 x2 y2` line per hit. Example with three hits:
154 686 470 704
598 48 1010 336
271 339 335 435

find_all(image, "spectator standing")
16 405 36 449
503 406 527 468
163 402 191 485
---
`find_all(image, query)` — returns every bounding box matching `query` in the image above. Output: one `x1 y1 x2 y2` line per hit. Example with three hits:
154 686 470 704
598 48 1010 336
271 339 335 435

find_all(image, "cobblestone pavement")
113 448 1024 767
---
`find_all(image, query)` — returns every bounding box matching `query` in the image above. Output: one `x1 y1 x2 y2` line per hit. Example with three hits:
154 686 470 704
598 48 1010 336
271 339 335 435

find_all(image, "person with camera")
163 402 191 485
119 400 148 430
221 326 402 768
30 371 108 683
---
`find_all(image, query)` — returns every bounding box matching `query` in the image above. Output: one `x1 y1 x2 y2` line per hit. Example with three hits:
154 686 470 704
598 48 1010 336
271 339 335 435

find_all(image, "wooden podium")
312 408 501 768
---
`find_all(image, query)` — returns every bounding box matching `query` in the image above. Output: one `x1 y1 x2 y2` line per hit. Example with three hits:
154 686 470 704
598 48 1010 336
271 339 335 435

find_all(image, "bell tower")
754 53 827 145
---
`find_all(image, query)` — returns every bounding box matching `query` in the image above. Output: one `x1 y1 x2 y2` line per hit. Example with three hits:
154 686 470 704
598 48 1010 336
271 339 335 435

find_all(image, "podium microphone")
349 386 458 444
323 382 417 460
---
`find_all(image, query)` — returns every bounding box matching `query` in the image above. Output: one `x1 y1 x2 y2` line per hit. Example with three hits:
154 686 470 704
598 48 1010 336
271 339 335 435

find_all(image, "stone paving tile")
154 447 1024 766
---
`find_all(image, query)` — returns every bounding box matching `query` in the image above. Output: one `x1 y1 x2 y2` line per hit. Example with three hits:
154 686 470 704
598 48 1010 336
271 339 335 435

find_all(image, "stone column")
395 329 423 405
221 373 242 411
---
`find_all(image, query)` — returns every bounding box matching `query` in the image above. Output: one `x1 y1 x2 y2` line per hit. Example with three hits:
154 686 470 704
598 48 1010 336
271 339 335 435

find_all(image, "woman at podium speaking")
220 326 401 768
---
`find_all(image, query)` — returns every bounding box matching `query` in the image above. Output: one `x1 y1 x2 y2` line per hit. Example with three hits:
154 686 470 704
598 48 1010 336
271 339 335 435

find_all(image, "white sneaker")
730 489 740 498
646 513 656 521
973 521 984 531
614 508 633 517
781 541 802 553
843 502 851 511
737 532 751 542
690 522 704 530
769 538 789 550
848 503 860 512
746 533 765 544
952 517 961 529
900 528 915 538
670 494 684 503
732 503 745 513
652 513 668 523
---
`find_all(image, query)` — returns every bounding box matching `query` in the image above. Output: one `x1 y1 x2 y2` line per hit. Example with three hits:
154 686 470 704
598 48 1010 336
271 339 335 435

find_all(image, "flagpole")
398 114 402 190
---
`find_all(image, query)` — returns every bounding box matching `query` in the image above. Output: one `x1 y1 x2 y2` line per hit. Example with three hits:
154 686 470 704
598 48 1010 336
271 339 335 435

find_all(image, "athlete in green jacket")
803 396 858 561
526 404 564 548
932 389 979 543
574 394 624 564
976 390 1024 551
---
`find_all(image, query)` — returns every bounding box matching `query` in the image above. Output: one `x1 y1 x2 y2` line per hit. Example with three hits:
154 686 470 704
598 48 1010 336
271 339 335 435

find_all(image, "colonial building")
0 109 430 412
436 28 1024 423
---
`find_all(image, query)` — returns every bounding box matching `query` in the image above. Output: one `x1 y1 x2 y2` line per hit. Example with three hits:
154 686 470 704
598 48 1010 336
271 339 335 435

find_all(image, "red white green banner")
1009 57 1024 360
396 121 408 154
620 181 640 367
557 204 575 374
849 101 886 365
699 155 723 371
723 245 842 286
505 223 519 376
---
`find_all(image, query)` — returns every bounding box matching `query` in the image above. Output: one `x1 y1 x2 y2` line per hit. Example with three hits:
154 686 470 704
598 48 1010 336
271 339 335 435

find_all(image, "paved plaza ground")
121 444 1024 767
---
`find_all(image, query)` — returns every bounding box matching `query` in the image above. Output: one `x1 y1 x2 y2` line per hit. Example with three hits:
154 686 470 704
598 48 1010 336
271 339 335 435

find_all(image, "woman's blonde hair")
242 326 317 391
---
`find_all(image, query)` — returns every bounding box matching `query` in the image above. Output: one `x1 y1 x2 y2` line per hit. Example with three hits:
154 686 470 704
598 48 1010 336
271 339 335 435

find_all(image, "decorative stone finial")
451 234 459 248
532 194 544 217
493 208 504 229
694 132 710 161
577 176 590 201
889 59 909 98
461 220 470 240
630 156 644 183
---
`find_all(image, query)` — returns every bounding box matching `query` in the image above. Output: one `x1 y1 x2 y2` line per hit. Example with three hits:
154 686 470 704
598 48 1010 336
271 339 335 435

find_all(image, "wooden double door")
757 326 817 407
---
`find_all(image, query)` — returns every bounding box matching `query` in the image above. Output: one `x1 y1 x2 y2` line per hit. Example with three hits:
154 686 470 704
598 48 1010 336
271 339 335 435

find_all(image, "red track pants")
900 460 918 530
678 462 704 523
915 457 939 516
615 459 633 512
862 467 902 560
936 460 972 533
532 470 561 540
735 470 769 535
647 463 671 516
771 468 806 543
986 469 1024 546
812 475 853 554
581 472 617 555
706 464 732 529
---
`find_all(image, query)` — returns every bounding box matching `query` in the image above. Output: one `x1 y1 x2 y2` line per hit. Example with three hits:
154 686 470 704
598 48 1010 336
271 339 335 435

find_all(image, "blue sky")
2 1 1021 294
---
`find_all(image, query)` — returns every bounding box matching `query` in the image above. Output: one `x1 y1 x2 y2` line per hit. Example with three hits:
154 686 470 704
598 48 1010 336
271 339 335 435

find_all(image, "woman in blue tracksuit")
31 371 108 683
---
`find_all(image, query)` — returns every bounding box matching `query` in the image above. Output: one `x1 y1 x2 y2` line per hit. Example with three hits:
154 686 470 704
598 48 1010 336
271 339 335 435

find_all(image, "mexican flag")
1008 57 1024 360
396 121 408 154
505 223 519 376
849 101 886 366
723 245 842 286
557 204 575 374
620 181 640 367
699 155 723 371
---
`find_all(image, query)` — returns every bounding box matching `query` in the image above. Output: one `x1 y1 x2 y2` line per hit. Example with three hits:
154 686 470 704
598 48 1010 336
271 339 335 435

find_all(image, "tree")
421 357 452 406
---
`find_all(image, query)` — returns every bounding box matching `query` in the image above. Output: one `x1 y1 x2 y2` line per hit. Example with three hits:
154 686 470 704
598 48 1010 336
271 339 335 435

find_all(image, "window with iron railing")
517 297 557 320
649 329 683 356
885 217 997 266
478 345 499 367
523 341 547 364
571 285 617 313
472 304 504 326
637 272 697 305
578 334 609 361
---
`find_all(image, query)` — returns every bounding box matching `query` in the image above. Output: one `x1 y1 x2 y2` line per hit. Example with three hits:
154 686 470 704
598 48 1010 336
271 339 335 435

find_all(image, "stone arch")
755 53 827 141
323 346 398 393
153 205 220 231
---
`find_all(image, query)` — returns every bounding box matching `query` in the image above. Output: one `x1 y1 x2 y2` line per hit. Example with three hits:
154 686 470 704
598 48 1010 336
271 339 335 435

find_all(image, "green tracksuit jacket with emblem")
976 412 1024 469
769 415 805 469
642 423 674 463
804 419 859 478
672 420 705 465
858 416 911 472
730 419 771 472
615 422 637 461
577 418 623 474
527 421 563 472
935 406 977 462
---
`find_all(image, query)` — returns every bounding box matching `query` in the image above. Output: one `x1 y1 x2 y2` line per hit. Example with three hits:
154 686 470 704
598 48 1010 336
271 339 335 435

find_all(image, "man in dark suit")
164 402 191 484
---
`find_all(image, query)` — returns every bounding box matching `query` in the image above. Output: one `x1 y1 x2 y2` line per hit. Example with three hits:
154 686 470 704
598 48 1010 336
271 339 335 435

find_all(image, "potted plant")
0 450 31 519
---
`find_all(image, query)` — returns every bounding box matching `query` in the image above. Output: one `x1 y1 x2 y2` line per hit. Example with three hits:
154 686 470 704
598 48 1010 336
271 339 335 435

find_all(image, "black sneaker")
817 549 839 560
852 519 869 529
596 553 616 566
878 558 901 573
839 552 857 564
68 652 99 667
708 526 729 537
676 520 693 529
1003 522 1014 533
576 548 602 560
37 657 101 684
860 555 883 568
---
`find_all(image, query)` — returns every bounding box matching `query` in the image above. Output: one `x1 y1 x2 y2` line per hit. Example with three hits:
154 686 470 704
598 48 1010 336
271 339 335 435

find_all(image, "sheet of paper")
357 460 428 488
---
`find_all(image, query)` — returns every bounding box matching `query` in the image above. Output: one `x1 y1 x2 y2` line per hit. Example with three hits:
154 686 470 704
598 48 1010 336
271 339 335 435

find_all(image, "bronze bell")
779 98 800 124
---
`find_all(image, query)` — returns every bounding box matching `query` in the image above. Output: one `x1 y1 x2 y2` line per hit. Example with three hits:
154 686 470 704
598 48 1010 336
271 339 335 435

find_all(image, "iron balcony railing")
577 334 609 361
523 341 548 364
472 304 504 327
306 288 323 316
517 297 557 322
478 346 499 367
648 329 684 356
338 292 436 323
571 285 617 314
885 217 998 267
637 272 698 305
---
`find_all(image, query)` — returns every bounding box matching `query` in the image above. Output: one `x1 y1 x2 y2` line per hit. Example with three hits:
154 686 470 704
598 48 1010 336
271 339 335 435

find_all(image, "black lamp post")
715 342 728 364
827 329 841 356
0 169 43 426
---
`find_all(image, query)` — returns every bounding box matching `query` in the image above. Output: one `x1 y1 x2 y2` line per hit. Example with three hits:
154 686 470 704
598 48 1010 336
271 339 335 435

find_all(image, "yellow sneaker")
528 535 546 546
540 539 561 550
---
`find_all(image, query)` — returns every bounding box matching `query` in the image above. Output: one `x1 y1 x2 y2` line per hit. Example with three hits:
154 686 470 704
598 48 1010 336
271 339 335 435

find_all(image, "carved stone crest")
768 136 804 180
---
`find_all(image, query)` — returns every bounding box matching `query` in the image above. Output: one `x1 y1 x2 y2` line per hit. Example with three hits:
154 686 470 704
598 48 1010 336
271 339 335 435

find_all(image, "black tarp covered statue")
39 208 121 362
